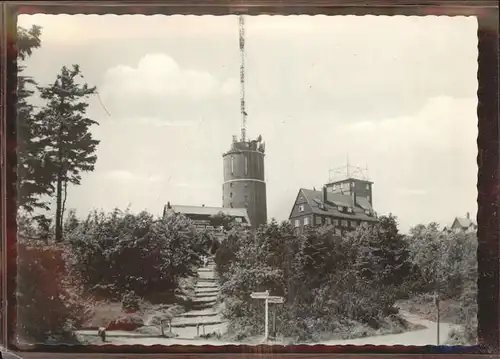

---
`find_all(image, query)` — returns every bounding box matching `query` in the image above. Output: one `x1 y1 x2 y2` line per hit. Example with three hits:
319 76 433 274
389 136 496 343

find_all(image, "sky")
17 14 478 233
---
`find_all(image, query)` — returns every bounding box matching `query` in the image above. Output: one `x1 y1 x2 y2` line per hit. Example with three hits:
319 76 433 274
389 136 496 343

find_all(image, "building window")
326 217 331 225
230 203 233 208
244 155 248 176
332 184 336 190
341 220 348 227
299 204 305 212
347 207 353 213
316 216 322 225
366 184 370 190
245 203 248 208
304 216 310 226
294 219 300 228
334 219 339 226
352 182 355 188
230 182 233 188
351 220 357 228
230 192 233 198
231 156 234 175
244 195 248 201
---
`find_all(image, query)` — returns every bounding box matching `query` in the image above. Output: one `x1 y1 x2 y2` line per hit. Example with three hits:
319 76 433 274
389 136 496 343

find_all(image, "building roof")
452 216 477 229
297 188 378 222
168 205 251 225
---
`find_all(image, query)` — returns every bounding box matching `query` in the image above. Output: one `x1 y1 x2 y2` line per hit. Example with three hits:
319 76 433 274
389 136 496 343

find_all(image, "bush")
66 209 204 302
16 240 92 343
216 216 411 342
121 291 141 313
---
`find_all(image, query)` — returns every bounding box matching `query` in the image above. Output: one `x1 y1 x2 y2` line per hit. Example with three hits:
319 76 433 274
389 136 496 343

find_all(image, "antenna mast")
239 15 247 142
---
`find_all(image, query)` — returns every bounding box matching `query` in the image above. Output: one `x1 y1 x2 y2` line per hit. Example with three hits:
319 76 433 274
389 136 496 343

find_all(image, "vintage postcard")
14 13 478 347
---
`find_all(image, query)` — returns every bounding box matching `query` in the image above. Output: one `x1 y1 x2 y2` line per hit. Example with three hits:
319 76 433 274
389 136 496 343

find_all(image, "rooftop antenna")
239 15 247 142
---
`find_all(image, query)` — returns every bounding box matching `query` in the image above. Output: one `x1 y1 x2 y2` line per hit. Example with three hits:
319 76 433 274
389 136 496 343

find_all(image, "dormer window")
365 210 371 216
337 206 343 211
347 207 354 213
299 204 305 212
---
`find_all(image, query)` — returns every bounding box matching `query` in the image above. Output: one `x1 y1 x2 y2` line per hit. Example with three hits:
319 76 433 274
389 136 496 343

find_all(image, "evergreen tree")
35 65 99 242
17 25 55 213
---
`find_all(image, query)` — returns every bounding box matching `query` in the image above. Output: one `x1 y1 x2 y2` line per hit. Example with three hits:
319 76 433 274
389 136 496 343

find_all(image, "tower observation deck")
222 135 267 230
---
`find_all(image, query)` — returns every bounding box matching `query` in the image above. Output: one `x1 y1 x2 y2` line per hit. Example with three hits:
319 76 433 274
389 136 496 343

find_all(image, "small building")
446 212 477 233
288 177 378 235
163 202 251 236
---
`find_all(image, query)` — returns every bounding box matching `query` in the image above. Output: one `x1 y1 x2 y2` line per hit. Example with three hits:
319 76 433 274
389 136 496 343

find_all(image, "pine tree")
17 25 55 214
35 65 99 242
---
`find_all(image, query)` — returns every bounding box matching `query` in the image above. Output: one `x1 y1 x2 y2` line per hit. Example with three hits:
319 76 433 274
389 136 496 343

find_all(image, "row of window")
294 216 360 229
299 203 354 214
331 182 370 190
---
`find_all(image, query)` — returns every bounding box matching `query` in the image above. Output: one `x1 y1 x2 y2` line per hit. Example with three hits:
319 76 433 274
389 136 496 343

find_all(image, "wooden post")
264 297 269 341
272 304 277 338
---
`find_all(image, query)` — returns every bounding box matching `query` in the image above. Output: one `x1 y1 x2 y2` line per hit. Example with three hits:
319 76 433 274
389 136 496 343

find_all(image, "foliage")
34 65 99 241
16 240 92 343
215 216 412 342
121 291 141 313
406 224 477 344
66 209 203 302
17 25 55 214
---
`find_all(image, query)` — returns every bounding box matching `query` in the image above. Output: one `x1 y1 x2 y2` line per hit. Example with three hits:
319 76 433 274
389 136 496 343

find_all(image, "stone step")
195 290 219 296
180 309 219 318
192 301 217 310
195 281 219 288
195 292 219 299
193 295 217 303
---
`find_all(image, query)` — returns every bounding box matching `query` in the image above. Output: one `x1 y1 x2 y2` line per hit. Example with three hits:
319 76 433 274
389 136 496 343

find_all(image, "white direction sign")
267 296 284 304
250 291 269 299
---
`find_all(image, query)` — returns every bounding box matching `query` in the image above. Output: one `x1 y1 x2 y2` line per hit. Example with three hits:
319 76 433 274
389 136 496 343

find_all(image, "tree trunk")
54 172 63 242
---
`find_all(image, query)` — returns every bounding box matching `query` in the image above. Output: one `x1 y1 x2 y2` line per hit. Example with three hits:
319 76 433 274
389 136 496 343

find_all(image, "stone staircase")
170 257 226 338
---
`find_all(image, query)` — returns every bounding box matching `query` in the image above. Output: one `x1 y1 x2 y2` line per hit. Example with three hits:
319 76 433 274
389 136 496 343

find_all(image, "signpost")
250 291 284 341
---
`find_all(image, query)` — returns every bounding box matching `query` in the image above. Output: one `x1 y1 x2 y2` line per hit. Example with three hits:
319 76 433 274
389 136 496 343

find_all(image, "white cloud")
102 53 234 99
99 53 239 121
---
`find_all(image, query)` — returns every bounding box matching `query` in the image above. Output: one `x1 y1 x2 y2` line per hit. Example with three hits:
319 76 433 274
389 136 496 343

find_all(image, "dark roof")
168 205 251 225
298 188 378 222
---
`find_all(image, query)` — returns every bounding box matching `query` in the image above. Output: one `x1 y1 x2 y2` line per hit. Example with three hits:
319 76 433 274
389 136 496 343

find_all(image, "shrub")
16 240 92 343
121 291 141 313
66 209 203 302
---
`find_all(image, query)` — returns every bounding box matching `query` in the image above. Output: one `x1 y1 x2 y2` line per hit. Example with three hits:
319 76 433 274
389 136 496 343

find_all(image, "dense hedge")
65 209 206 302
16 240 92 343
215 216 477 344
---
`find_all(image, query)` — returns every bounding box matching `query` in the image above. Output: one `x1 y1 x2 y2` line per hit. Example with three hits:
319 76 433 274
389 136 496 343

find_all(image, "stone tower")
222 135 267 229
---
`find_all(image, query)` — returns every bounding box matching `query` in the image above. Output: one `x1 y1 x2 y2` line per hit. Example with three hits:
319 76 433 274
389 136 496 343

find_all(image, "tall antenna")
239 15 247 142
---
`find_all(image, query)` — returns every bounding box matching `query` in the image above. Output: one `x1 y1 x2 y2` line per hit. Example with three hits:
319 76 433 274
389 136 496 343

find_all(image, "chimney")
322 186 328 203
202 204 205 207
466 212 470 219
167 201 171 209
